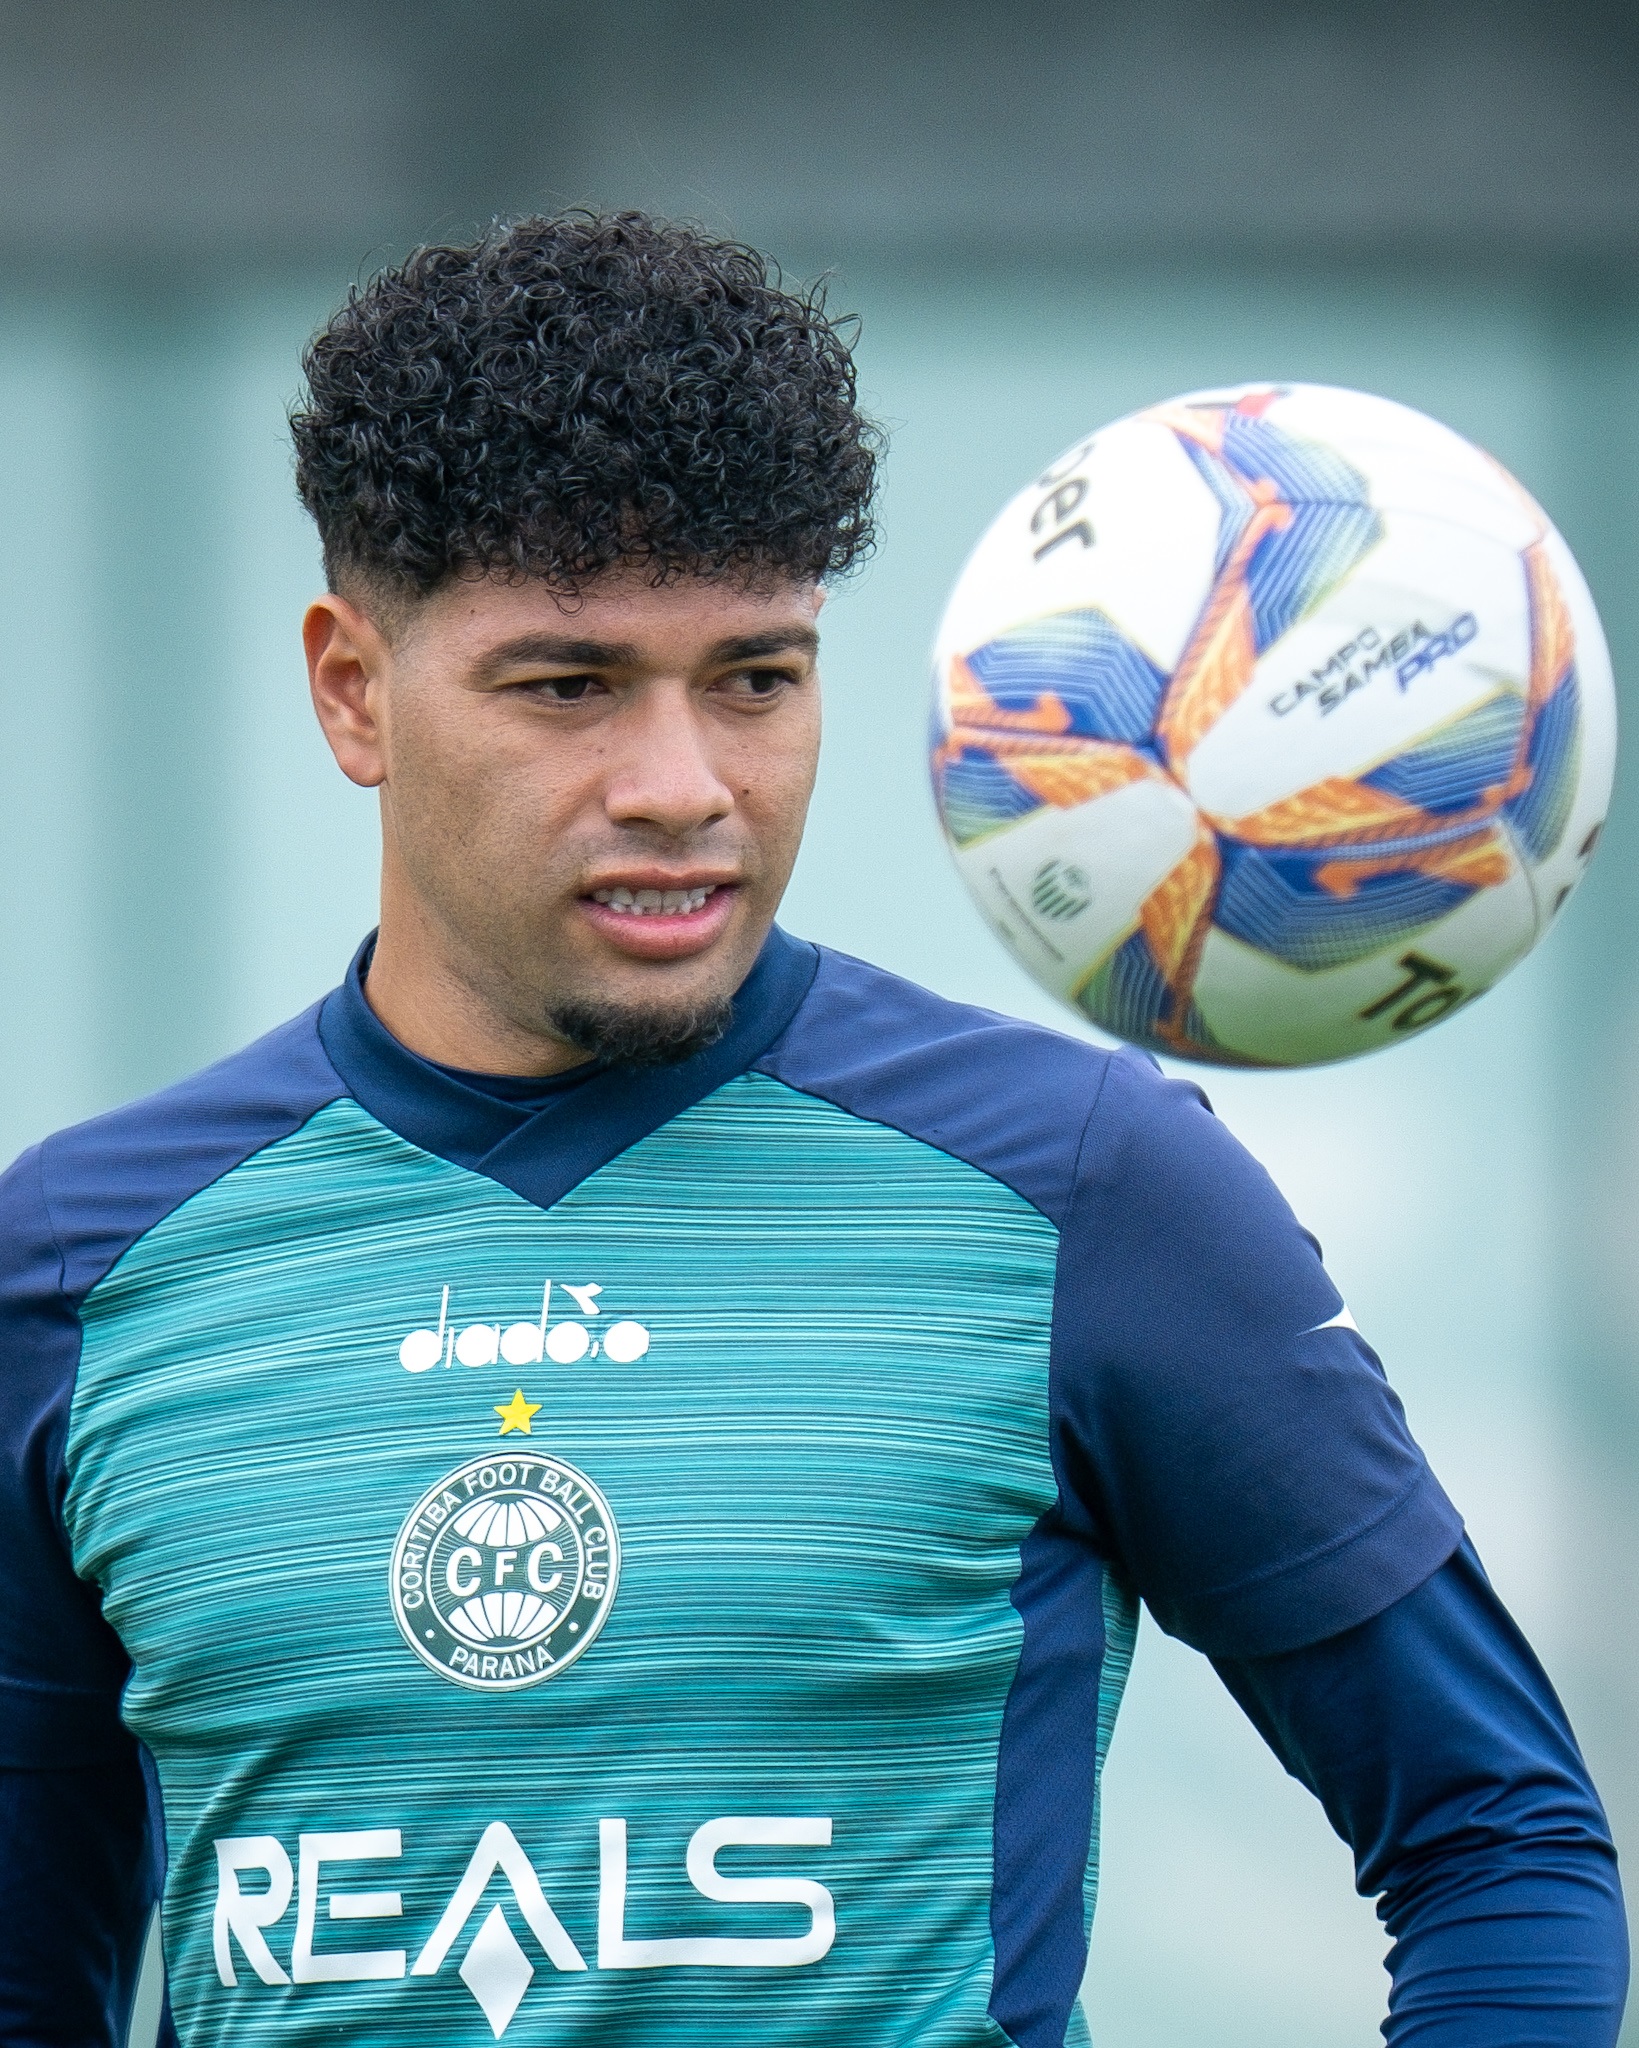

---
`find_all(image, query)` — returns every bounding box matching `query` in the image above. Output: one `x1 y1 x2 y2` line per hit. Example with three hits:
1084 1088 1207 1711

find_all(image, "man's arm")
0 1757 167 2048
1052 1048 1625 2038
0 1142 165 2047
1216 1539 1627 2046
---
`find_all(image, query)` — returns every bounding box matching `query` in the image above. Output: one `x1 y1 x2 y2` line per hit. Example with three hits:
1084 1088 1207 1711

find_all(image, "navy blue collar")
317 926 820 1210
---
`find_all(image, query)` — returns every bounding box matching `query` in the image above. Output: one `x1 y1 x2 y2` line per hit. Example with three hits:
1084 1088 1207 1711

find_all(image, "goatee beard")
546 995 734 1069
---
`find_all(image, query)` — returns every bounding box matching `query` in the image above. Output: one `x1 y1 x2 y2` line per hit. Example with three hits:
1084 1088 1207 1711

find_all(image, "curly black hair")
291 211 881 605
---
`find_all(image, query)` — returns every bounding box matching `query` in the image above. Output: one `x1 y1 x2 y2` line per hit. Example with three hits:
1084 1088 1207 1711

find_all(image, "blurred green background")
2 5 1637 2043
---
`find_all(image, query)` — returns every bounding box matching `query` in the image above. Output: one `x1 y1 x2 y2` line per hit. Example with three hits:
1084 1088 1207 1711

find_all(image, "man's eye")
536 675 601 702
726 669 791 697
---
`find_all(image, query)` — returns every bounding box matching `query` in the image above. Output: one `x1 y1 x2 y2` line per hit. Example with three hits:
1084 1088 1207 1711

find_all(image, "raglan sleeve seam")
30 1136 85 1559
1039 1048 1125 1549
32 1137 70 1306
1062 1042 1122 1225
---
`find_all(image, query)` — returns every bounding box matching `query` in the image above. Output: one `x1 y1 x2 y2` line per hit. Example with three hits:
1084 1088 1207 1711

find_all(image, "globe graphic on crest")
437 1492 578 1649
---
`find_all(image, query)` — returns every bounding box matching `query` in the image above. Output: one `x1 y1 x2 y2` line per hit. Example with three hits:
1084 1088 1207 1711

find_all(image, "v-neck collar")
317 926 821 1211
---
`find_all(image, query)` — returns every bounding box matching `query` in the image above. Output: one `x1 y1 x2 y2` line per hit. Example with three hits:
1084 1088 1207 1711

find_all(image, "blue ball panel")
1078 930 1170 1044
1362 692 1525 816
937 749 1044 847
1078 933 1234 1061
1179 439 1256 575
1214 841 1475 971
966 610 1166 743
1174 410 1382 651
1245 501 1383 653
1503 674 1582 862
1222 411 1374 506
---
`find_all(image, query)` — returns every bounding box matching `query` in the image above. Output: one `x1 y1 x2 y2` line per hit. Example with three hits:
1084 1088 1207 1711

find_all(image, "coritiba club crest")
391 1453 620 1692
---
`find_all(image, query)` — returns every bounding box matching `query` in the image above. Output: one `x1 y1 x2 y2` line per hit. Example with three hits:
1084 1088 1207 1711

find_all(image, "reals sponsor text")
213 1817 836 2036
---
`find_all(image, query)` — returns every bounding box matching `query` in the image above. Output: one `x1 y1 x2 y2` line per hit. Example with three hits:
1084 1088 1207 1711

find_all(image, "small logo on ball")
1030 858 1093 921
390 1451 619 1692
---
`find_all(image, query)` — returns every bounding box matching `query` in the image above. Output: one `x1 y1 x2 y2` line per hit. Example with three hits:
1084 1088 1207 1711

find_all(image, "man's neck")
364 921 586 1078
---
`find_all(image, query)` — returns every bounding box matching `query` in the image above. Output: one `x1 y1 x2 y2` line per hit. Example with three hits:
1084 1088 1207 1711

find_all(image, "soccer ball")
929 383 1616 1067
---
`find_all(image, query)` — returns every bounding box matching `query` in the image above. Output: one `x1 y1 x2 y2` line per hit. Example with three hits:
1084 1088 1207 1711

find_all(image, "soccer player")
0 213 1625 2048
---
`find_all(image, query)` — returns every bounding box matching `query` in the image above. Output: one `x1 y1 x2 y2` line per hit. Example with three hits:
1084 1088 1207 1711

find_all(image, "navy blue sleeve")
1052 1048 1463 1656
0 1141 138 1759
0 1762 168 2048
1215 1541 1627 2045
0 1004 343 2047
0 1144 161 2045
0 1002 345 1765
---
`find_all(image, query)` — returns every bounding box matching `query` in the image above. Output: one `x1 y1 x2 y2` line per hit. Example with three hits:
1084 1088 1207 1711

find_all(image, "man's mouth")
591 884 718 918
579 879 740 960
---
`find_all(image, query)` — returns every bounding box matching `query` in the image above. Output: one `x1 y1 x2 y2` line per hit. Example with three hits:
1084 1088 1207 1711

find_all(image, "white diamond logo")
459 1905 535 2038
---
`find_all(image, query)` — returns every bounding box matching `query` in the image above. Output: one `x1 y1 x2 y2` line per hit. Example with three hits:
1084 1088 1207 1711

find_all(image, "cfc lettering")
445 1546 483 1598
528 1542 564 1594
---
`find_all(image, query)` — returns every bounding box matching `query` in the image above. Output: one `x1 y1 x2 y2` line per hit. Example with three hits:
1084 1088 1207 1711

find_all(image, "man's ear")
305 592 392 790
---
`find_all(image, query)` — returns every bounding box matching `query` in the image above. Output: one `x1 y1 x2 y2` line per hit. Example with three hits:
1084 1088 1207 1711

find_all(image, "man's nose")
603 685 735 836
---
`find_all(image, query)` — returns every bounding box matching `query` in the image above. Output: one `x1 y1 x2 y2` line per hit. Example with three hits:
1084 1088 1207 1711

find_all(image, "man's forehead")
422 565 823 661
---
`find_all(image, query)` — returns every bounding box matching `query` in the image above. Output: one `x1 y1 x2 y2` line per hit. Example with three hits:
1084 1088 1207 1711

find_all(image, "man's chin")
545 994 735 1068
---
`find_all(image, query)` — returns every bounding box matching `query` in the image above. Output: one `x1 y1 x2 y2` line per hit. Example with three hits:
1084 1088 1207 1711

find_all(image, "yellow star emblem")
494 1388 541 1436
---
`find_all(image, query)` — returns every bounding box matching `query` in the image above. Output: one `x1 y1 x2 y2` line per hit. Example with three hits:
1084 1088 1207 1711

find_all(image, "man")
0 212 1624 2048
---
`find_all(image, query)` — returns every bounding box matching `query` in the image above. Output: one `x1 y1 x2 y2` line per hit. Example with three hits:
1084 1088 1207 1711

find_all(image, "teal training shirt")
0 928 1464 2046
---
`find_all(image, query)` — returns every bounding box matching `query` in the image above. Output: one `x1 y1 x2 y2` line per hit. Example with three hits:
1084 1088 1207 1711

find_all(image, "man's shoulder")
760 943 1190 1226
7 1001 345 1303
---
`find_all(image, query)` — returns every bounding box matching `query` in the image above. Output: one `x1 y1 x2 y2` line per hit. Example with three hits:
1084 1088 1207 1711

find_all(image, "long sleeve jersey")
0 929 1624 2046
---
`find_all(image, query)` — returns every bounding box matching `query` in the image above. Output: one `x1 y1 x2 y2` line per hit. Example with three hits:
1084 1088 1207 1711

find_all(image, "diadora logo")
399 1281 652 1373
213 1815 836 2037
390 1453 620 1691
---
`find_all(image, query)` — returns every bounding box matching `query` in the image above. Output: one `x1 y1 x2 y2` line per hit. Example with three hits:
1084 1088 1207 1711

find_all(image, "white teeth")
591 884 717 916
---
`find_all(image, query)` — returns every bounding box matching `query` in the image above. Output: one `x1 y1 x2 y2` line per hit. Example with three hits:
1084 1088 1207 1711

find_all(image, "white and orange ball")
930 383 1616 1067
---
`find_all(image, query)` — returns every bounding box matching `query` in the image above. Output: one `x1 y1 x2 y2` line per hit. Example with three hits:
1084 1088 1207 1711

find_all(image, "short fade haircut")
291 210 881 610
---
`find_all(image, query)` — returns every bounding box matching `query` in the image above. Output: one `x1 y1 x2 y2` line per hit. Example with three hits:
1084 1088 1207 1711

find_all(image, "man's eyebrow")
468 624 819 681
708 627 820 663
468 632 642 680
